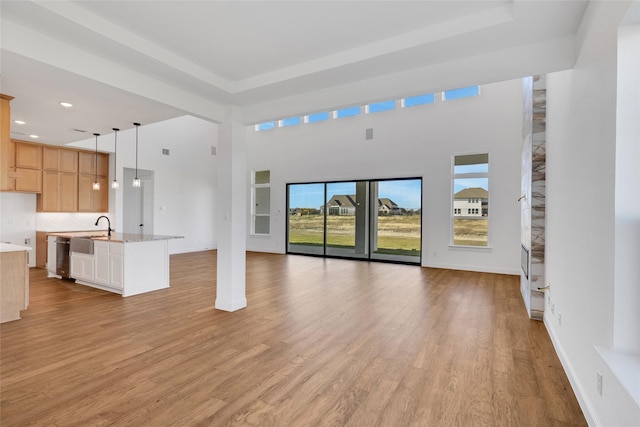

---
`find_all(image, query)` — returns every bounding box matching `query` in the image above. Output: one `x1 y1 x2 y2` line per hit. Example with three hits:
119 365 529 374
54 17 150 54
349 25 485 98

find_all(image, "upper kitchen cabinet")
15 142 42 170
1 94 17 191
43 147 78 173
12 142 43 193
79 151 109 177
78 174 108 212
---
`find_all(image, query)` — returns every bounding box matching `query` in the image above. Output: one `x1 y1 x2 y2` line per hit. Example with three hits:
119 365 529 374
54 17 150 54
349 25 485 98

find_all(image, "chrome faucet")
95 215 113 237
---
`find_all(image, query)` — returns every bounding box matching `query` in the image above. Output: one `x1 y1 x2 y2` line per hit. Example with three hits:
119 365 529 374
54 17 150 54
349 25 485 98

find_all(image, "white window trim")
450 152 490 247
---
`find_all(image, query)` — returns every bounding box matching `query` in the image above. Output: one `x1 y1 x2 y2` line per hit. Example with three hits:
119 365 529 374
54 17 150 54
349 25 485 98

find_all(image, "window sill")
596 346 640 408
249 234 271 239
448 244 493 250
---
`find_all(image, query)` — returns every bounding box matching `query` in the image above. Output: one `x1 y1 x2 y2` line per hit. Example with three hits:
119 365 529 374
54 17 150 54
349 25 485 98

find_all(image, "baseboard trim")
544 316 601 427
424 261 520 276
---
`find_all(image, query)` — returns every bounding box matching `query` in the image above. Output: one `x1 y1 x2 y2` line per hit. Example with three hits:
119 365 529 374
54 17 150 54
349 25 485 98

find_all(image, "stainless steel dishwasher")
56 237 71 278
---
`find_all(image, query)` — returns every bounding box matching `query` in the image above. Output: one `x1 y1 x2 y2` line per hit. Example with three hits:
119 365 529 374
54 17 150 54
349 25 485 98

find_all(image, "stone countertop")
44 231 109 238
91 233 184 243
0 243 33 253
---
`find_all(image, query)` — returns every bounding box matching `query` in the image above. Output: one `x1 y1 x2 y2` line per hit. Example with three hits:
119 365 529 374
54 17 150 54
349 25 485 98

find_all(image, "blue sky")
289 179 422 210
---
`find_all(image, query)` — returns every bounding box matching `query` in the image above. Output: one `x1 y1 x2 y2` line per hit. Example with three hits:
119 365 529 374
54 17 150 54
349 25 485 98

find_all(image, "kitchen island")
0 243 31 322
49 233 182 297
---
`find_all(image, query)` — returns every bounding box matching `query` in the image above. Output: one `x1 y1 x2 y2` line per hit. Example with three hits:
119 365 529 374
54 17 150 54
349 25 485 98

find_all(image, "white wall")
246 79 522 274
0 192 36 266
70 115 218 254
545 1 640 426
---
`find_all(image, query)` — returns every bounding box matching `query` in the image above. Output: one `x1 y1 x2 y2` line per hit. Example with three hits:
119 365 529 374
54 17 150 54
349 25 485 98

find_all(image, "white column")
215 107 247 312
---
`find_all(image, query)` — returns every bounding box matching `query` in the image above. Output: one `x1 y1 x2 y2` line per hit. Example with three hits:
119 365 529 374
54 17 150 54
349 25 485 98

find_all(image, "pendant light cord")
134 123 140 179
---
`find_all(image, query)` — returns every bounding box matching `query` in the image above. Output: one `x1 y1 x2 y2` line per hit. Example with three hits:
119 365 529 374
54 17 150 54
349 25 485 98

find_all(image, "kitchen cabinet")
14 168 42 193
43 147 78 172
15 142 42 170
36 231 47 268
78 175 108 212
70 236 176 297
93 241 109 285
1 95 16 191
47 236 58 277
39 171 77 212
0 244 30 323
1 141 45 192
79 151 109 177
70 252 94 282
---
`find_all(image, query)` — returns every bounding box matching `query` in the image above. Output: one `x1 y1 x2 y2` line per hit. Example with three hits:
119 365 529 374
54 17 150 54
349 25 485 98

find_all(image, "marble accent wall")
520 76 546 320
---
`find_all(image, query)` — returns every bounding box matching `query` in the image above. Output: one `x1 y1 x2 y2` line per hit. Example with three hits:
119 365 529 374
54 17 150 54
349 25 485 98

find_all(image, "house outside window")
452 153 489 246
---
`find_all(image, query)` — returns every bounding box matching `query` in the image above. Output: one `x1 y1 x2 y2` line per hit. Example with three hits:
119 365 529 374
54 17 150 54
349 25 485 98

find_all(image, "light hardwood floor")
1 251 586 426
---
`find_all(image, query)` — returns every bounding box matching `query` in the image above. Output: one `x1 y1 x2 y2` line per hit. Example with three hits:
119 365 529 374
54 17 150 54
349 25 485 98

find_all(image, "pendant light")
92 133 100 190
132 123 141 187
111 128 120 189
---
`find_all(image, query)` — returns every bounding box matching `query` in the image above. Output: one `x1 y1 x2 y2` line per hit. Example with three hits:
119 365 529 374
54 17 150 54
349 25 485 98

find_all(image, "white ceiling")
0 0 590 146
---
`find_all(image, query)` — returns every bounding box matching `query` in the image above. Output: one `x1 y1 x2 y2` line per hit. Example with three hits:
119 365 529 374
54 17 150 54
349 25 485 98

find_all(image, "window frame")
251 170 271 236
450 152 490 248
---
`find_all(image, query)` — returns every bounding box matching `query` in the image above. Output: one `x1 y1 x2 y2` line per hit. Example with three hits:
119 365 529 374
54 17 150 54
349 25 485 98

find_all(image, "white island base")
71 235 176 297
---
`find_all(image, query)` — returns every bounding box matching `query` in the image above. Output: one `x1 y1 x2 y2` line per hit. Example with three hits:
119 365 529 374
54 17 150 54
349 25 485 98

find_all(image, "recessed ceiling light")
14 120 26 125
29 134 39 139
59 102 73 108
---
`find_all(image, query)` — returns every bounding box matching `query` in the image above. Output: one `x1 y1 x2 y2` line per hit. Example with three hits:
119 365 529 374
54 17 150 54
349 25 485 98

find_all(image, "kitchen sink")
70 236 94 254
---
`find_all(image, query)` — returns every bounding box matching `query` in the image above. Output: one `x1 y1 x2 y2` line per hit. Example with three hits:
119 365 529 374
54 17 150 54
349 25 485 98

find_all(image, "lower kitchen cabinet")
93 241 109 285
47 236 57 277
70 252 94 282
71 238 171 297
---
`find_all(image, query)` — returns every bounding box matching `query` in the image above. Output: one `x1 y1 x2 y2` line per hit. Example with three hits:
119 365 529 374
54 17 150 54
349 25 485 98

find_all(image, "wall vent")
365 128 374 140
162 148 170 156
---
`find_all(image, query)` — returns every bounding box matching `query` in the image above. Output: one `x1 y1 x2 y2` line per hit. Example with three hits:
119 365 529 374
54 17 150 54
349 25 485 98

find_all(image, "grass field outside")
289 214 489 252
289 214 421 256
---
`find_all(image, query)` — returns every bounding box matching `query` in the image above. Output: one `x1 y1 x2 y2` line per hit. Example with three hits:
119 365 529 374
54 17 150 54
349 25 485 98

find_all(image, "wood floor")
1 251 586 426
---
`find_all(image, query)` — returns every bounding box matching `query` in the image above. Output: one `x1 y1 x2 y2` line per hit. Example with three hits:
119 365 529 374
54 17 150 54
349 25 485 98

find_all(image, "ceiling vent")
72 128 87 133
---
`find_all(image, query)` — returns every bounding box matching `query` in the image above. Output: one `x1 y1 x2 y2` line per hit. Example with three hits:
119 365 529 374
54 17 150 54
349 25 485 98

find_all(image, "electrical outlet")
558 313 562 326
24 238 31 245
596 371 603 395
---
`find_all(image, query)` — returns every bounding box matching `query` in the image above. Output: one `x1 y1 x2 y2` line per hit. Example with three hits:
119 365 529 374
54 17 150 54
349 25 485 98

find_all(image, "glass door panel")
287 183 325 255
370 179 422 264
325 182 369 259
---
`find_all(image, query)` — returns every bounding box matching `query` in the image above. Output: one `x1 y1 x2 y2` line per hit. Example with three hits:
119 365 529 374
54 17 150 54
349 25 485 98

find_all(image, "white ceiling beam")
241 34 577 125
2 20 228 124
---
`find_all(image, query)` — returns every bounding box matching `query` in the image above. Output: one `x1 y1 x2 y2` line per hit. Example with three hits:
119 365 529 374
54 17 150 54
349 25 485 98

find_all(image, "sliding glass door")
287 178 421 264
370 179 422 263
287 183 325 255
325 181 369 259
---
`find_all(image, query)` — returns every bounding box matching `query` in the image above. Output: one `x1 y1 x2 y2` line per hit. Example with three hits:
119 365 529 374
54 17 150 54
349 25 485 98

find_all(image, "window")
252 170 270 235
255 121 276 131
366 100 395 113
443 86 480 101
287 178 421 264
402 93 435 107
334 106 360 118
452 153 489 246
280 117 301 127
306 112 329 123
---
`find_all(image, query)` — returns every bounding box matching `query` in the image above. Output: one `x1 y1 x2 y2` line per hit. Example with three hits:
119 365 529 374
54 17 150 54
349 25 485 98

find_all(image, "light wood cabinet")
60 149 78 173
44 147 78 173
36 231 47 268
38 171 77 212
79 151 109 177
15 142 42 169
14 168 42 193
1 95 16 191
78 174 108 212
